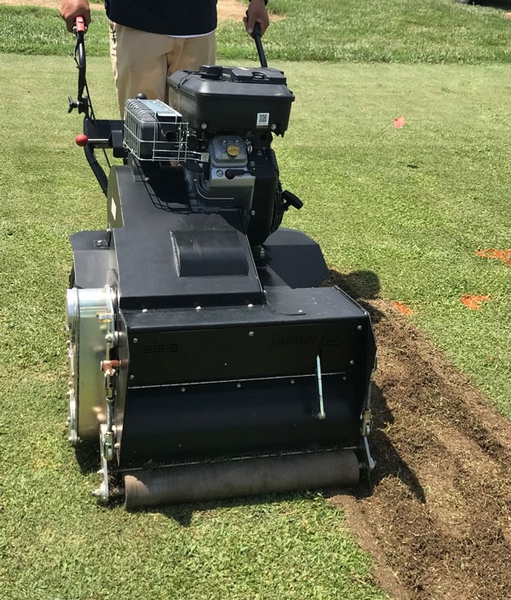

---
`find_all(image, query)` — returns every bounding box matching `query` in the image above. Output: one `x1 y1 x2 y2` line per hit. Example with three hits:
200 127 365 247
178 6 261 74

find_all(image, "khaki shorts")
109 22 217 114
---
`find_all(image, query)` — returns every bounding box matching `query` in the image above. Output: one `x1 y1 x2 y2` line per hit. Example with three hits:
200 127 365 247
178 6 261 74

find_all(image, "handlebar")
251 22 268 68
69 15 88 116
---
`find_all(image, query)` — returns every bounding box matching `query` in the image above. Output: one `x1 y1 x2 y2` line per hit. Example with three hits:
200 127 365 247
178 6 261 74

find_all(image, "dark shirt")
105 0 218 36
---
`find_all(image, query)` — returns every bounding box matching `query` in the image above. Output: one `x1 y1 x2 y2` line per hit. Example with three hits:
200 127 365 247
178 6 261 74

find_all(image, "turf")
2 0 511 62
1 51 510 598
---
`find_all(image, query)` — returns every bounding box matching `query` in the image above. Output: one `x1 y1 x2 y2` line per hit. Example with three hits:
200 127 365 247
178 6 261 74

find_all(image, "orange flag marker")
394 116 406 128
392 301 413 315
460 294 491 310
476 248 511 268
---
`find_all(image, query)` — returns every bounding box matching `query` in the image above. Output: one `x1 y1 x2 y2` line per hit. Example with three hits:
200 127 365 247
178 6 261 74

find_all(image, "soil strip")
327 272 511 600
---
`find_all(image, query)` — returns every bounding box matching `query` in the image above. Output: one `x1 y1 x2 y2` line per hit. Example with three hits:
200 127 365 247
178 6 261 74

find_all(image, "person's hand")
60 0 91 32
243 0 269 36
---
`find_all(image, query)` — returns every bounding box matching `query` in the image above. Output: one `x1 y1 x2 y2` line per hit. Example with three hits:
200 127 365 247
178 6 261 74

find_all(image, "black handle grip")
251 22 268 68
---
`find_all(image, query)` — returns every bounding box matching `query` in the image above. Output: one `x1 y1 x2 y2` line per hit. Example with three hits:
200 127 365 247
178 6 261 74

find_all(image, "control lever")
282 190 304 210
251 22 268 68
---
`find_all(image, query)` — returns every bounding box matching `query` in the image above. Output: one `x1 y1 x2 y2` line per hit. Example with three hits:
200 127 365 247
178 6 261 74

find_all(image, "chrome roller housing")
66 285 116 441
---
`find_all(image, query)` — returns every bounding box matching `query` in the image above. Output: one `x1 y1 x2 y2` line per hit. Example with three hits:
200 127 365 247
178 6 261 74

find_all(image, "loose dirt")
5 0 511 595
328 272 511 600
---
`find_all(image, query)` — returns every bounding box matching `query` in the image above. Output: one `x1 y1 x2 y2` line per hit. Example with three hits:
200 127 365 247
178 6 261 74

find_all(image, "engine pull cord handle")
251 22 268 68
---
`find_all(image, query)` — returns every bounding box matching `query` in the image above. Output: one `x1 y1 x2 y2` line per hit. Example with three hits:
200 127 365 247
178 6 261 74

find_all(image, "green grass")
2 0 511 62
1 51 510 598
222 0 511 63
272 62 511 416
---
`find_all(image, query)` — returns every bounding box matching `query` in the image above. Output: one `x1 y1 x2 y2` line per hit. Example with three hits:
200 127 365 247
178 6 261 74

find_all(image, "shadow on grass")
74 440 100 475
322 380 426 505
325 268 384 323
325 268 381 301
321 385 426 505
151 491 315 527
459 0 511 9
325 268 426 504
357 382 426 504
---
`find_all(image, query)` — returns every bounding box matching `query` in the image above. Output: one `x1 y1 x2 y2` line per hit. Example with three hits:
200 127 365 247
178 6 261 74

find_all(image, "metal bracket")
93 424 124 503
98 288 118 434
360 407 375 470
93 424 111 503
361 409 372 437
315 354 326 420
363 437 376 471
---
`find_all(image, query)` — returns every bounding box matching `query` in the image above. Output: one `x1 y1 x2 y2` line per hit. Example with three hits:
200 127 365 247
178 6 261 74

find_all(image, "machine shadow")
352 382 426 504
74 440 100 475
324 268 381 299
152 492 316 527
324 268 383 322
325 268 426 504
466 0 511 9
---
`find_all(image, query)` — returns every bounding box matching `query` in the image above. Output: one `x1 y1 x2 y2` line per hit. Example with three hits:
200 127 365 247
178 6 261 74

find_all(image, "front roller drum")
124 449 359 509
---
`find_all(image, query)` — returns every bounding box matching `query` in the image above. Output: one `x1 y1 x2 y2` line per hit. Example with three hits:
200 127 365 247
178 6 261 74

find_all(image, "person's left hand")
243 0 269 36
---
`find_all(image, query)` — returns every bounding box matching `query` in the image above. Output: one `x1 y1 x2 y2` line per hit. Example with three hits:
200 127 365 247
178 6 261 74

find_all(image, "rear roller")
124 450 360 509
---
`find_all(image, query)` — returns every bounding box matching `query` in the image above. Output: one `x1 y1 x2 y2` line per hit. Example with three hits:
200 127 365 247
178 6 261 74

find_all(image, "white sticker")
110 197 117 222
256 112 270 128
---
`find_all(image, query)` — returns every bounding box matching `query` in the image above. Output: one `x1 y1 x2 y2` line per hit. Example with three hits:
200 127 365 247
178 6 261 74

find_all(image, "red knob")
75 16 86 33
75 134 88 147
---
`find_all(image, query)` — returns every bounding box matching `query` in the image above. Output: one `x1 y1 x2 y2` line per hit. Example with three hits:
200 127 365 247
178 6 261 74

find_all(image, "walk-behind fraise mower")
65 18 377 509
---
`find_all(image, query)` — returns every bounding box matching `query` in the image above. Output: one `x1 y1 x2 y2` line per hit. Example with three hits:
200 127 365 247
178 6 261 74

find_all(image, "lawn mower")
65 17 377 508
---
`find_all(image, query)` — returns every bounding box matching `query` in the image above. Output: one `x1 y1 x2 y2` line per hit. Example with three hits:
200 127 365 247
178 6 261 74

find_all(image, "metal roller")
124 450 359 509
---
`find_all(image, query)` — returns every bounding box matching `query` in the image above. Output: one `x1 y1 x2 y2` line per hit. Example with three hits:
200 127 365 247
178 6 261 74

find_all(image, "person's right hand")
60 0 91 32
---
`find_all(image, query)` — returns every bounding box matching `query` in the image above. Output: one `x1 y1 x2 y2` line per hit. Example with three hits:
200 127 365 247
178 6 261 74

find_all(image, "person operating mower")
60 0 270 112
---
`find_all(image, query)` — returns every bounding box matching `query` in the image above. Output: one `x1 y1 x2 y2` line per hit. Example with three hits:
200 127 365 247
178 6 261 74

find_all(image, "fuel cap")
227 145 240 157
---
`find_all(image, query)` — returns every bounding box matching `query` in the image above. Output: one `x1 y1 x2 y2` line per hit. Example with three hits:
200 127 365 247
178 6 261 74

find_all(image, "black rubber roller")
124 450 360 509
